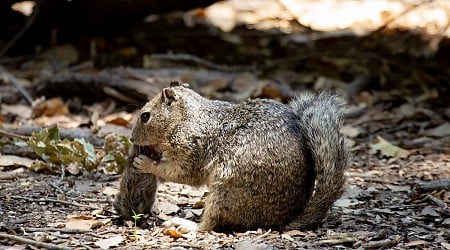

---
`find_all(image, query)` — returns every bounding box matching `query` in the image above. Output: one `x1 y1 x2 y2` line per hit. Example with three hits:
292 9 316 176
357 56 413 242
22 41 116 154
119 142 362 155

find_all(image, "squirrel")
128 81 349 231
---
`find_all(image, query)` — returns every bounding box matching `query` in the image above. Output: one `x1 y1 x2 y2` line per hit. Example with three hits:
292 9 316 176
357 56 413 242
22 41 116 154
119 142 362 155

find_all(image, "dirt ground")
1 103 449 249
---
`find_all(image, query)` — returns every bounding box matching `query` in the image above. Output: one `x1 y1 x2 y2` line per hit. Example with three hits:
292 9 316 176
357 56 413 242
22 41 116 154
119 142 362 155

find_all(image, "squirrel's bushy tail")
290 92 349 229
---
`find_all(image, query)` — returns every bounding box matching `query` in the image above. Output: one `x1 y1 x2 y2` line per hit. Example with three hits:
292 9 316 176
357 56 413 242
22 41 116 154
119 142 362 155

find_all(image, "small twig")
149 53 254 72
0 66 34 104
170 244 203 249
416 179 450 192
97 229 126 235
0 233 71 250
361 235 402 249
316 236 357 246
0 128 30 141
24 227 91 234
59 164 66 183
256 229 272 239
426 194 450 215
49 182 65 194
103 86 137 104
9 195 99 210
343 75 372 100
78 198 113 204
59 60 94 73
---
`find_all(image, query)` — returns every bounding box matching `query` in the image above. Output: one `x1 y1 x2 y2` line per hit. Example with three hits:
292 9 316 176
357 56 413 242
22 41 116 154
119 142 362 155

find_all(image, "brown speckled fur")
130 82 349 231
114 145 158 220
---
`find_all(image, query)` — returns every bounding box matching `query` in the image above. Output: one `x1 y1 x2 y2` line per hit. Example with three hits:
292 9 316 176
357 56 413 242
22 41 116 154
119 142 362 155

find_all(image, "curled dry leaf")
369 136 411 159
192 201 205 209
164 228 184 239
65 215 104 230
103 112 134 127
32 97 69 118
0 155 34 168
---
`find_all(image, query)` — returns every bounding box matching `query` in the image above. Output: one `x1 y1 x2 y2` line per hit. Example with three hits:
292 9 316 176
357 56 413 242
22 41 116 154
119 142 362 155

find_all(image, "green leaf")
99 134 131 174
27 126 130 173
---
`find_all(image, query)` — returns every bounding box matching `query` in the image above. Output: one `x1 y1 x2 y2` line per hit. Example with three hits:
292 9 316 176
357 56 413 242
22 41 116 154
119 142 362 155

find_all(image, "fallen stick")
0 66 34 104
24 227 91 234
426 194 450 216
149 53 254 72
416 179 450 192
316 236 357 246
361 235 402 249
0 233 72 250
9 195 99 210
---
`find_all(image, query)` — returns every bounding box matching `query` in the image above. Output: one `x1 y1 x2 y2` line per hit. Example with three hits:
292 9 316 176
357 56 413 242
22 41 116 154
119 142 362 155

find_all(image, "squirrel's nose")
130 137 134 143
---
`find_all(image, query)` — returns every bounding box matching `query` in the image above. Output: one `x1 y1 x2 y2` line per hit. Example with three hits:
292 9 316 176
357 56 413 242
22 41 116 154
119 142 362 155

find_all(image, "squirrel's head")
131 81 202 148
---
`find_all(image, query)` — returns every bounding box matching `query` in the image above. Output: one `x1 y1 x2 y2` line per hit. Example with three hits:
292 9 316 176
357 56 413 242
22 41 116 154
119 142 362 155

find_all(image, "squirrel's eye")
140 112 151 123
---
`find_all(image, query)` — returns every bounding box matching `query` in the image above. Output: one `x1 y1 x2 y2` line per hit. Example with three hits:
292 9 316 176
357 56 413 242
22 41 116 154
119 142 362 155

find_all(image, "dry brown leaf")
159 202 180 215
192 201 205 209
420 207 440 217
369 136 411 159
102 186 119 196
164 228 184 239
397 104 417 118
340 125 360 138
1 104 32 119
354 91 375 106
0 155 34 168
32 98 69 117
11 1 35 16
162 217 198 234
425 123 450 137
204 1 236 32
235 240 272 250
65 215 104 230
94 235 124 249
405 240 428 247
103 112 133 127
33 114 87 128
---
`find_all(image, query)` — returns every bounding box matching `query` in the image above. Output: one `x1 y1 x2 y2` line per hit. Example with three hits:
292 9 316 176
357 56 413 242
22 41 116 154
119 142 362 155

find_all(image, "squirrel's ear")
162 87 177 105
170 81 181 87
169 81 189 88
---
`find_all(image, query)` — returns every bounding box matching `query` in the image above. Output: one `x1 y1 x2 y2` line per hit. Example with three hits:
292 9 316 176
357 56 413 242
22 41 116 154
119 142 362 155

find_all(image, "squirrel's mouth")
138 145 162 161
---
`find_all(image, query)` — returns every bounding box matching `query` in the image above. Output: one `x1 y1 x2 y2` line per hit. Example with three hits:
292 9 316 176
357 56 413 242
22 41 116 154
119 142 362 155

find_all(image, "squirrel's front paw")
133 155 156 173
